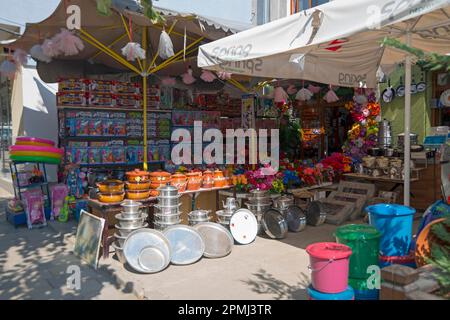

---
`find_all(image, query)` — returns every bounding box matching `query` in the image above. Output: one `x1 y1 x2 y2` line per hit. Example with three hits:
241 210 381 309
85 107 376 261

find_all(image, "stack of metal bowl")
273 195 307 232
216 197 239 229
113 200 148 263
153 185 182 231
245 190 272 235
188 209 211 226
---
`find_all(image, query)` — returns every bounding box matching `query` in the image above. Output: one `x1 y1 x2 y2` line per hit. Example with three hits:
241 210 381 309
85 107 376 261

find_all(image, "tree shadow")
241 269 309 300
0 198 132 300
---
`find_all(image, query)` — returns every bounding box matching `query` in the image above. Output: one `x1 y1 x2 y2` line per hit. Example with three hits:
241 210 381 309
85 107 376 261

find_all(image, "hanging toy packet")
25 194 47 229
58 195 71 223
51 184 69 220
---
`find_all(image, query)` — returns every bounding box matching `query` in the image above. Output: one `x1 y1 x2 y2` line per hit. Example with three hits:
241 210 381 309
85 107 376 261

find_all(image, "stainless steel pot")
273 195 294 210
115 223 149 237
112 243 126 264
284 205 306 232
305 201 326 226
114 233 127 247
245 201 272 213
154 220 181 231
222 197 239 212
157 185 179 197
262 209 288 239
154 213 181 224
115 213 148 228
188 210 211 221
120 200 142 215
215 210 233 223
154 204 181 215
157 195 181 206
249 189 269 198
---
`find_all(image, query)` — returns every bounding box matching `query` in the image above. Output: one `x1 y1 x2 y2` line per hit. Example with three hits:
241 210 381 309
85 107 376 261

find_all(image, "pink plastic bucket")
306 242 352 294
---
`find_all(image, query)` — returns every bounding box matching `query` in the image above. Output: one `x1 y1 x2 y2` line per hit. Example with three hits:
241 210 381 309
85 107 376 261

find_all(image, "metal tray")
163 225 205 265
229 209 258 245
193 222 233 258
123 228 171 273
262 209 288 239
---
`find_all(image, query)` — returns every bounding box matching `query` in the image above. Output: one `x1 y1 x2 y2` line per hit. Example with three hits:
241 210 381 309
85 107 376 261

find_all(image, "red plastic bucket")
306 242 352 294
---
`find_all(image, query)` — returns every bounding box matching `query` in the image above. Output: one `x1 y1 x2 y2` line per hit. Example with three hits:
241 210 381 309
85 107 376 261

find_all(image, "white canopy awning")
198 0 450 88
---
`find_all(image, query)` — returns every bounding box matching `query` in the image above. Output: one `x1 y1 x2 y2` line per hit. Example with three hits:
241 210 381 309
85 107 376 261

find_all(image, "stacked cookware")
113 200 148 263
153 185 182 231
378 119 393 149
245 190 272 235
215 197 239 229
273 195 307 232
188 209 211 226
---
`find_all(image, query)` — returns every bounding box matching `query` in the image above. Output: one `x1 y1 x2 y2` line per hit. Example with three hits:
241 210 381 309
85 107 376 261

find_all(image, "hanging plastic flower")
295 87 313 101
0 60 17 80
121 42 146 61
30 45 52 63
158 30 174 60
200 70 217 83
13 49 28 66
182 66 196 85
362 107 370 117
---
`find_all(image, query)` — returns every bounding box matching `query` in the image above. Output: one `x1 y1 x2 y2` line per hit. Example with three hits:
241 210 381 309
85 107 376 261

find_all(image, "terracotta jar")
149 171 171 184
187 172 202 191
202 170 214 189
213 169 226 188
170 173 187 192
126 169 150 183
97 179 124 193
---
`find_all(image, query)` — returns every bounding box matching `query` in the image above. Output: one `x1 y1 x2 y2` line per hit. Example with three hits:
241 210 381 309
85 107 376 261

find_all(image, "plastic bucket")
335 224 381 279
307 285 354 300
348 278 379 300
366 204 416 256
306 242 352 294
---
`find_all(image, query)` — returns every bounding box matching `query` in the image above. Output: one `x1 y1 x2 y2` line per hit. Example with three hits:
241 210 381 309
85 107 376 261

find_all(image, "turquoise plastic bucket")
366 204 415 256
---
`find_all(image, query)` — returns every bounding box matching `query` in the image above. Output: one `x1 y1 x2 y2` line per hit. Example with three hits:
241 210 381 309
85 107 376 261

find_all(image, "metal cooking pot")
115 213 148 228
305 201 326 226
216 210 233 223
154 220 181 231
154 213 181 224
222 197 239 212
157 195 181 206
188 210 211 221
157 185 179 197
284 205 307 232
273 195 295 210
245 201 272 213
114 233 127 247
154 204 181 215
112 243 126 264
115 223 149 237
262 209 288 239
121 200 142 215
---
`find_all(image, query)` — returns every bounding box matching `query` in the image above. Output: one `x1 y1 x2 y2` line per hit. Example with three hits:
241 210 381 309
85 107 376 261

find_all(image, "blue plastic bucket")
307 285 354 300
366 204 416 256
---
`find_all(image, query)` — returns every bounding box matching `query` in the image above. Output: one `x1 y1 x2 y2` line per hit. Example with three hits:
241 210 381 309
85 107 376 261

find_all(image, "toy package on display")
24 194 47 229
51 184 69 219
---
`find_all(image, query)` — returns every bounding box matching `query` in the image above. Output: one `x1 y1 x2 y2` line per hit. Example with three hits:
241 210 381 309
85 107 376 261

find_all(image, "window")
291 0 329 14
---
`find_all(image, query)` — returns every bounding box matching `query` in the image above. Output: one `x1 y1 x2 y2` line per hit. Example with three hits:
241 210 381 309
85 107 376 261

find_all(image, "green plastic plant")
425 217 450 298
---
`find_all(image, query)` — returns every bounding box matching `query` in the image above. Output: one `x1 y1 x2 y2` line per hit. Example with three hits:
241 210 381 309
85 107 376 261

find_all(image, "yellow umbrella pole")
142 26 148 171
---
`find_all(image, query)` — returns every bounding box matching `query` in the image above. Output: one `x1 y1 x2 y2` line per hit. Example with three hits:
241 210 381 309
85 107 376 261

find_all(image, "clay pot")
97 180 124 193
170 173 187 192
126 181 151 191
126 169 150 183
202 170 214 189
98 192 125 203
213 169 226 188
187 172 202 191
149 171 171 184
126 189 151 200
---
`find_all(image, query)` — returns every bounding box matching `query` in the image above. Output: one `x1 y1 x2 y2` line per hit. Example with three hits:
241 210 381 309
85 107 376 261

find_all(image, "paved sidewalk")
0 196 137 300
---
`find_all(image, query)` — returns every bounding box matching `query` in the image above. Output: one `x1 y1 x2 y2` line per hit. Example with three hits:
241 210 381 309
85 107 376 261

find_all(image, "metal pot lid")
157 185 178 192
163 225 205 265
285 205 306 232
193 222 233 258
229 209 258 245
123 228 171 273
115 222 149 231
121 200 142 207
115 213 147 221
262 209 288 239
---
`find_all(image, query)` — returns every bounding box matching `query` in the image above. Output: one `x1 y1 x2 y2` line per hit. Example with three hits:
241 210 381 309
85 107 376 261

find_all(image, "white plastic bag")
158 30 174 60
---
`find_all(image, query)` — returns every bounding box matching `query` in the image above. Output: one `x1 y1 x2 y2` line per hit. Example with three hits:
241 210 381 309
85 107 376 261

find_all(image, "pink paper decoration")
42 38 60 57
295 88 313 101
200 70 217 83
182 67 196 85
307 84 321 94
161 77 176 86
13 49 28 66
30 45 52 63
274 86 288 103
52 29 84 56
287 84 297 95
323 88 340 103
217 71 232 80
121 42 146 61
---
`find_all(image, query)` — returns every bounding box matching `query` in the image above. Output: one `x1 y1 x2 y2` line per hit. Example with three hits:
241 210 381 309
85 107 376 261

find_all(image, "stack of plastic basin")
366 204 416 269
306 242 354 300
335 224 381 300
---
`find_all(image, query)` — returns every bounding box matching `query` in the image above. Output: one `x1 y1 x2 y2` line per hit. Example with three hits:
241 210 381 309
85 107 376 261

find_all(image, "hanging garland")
343 90 380 160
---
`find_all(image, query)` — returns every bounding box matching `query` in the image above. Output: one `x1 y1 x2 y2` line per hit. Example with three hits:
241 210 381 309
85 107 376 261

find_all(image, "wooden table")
88 186 233 259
